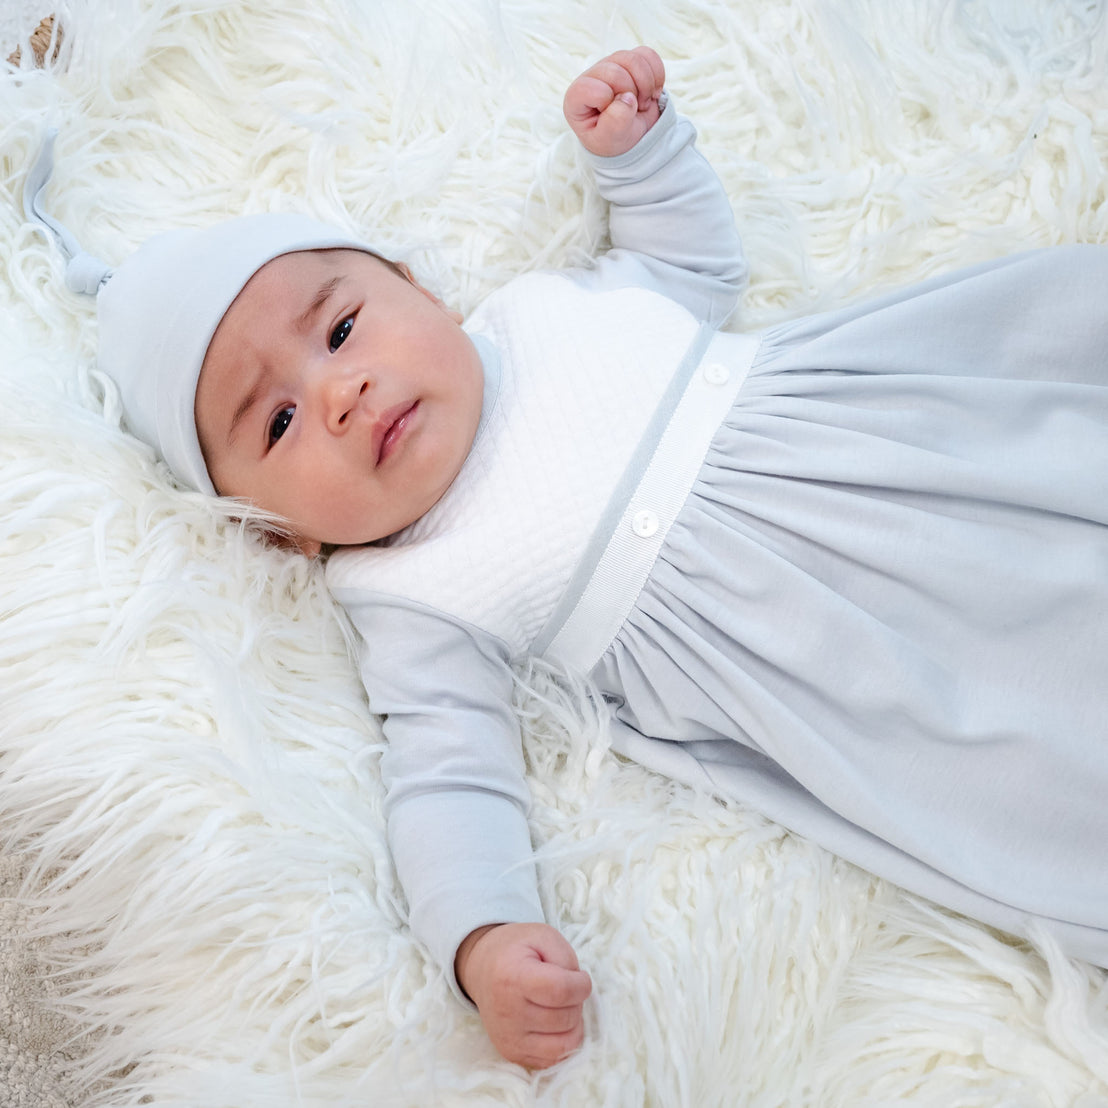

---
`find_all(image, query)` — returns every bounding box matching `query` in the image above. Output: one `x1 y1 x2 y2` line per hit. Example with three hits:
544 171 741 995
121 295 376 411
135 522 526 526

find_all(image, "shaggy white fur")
1 1 1107 1105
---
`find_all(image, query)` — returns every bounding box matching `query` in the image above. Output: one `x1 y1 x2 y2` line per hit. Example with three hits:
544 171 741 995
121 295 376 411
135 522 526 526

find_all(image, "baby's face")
195 248 484 556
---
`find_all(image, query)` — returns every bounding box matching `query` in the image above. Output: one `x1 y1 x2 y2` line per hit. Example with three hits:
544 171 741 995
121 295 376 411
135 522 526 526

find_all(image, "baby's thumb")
527 926 579 970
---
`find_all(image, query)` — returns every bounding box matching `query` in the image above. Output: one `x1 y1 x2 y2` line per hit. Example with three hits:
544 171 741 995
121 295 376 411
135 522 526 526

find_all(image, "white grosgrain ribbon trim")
540 326 760 674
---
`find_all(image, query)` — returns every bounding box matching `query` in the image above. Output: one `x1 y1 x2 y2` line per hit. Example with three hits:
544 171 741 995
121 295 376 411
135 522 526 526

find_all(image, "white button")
631 510 659 538
703 362 729 386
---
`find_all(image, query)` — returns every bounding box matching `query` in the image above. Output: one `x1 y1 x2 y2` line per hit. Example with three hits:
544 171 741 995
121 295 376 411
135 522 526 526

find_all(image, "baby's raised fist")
563 46 665 157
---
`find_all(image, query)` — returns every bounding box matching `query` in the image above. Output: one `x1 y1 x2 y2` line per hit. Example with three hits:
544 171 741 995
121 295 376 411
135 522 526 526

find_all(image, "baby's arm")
329 585 587 1068
563 47 748 327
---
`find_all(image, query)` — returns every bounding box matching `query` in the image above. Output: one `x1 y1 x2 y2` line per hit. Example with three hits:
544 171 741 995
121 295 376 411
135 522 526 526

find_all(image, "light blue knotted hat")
25 130 376 495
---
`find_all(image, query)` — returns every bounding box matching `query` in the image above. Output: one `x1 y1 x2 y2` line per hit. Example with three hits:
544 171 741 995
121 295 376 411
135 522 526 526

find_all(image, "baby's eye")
330 315 354 352
269 406 295 445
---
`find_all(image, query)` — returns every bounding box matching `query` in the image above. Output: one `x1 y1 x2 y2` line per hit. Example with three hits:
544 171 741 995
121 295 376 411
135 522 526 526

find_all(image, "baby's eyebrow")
294 276 341 334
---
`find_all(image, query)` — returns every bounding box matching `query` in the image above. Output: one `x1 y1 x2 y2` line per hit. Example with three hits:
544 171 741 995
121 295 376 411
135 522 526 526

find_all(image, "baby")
27 46 1108 1072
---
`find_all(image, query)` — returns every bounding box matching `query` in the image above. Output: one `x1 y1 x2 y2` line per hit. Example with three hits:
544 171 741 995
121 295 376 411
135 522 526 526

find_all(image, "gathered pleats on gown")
595 245 1108 960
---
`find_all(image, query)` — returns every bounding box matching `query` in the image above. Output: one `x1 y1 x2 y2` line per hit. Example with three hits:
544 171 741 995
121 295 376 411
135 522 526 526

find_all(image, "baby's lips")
373 400 419 466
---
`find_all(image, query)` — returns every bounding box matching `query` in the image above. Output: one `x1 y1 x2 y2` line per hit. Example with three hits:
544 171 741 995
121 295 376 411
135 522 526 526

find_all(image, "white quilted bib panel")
326 272 699 655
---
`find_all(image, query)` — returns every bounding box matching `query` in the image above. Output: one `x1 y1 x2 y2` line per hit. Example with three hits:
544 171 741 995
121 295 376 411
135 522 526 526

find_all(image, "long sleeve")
333 589 545 1004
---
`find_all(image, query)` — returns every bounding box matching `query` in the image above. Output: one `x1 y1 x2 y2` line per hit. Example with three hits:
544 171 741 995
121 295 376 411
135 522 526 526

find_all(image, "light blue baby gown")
597 245 1108 959
327 99 1108 993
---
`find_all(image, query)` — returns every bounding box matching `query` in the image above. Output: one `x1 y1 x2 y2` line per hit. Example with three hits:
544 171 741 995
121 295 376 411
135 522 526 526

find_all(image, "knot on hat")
24 130 384 497
24 128 112 297
65 250 112 294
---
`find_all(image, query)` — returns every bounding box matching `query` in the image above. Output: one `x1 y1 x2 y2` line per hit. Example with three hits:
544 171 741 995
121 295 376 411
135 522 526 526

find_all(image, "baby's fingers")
524 959 592 1010
564 46 665 156
563 73 628 128
603 46 665 108
514 1023 586 1070
512 971 590 1068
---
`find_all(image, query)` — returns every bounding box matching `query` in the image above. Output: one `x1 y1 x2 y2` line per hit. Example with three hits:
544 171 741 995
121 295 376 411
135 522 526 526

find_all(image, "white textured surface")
1 1 1106 1105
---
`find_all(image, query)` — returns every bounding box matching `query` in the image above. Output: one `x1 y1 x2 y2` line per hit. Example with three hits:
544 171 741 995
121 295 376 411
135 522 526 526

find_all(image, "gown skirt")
595 245 1108 962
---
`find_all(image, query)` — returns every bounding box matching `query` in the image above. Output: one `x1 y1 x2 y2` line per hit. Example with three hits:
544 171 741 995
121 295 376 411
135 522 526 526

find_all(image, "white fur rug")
2 1 1107 1105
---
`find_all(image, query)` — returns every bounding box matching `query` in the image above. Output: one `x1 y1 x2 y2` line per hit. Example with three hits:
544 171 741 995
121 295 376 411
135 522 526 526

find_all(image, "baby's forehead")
249 245 358 285
217 248 363 333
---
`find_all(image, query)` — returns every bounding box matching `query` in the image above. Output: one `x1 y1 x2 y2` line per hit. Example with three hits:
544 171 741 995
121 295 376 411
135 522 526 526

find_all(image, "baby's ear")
397 263 464 324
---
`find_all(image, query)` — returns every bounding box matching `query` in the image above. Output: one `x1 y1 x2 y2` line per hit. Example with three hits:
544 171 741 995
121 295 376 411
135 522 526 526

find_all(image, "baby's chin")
290 522 402 557
283 472 463 554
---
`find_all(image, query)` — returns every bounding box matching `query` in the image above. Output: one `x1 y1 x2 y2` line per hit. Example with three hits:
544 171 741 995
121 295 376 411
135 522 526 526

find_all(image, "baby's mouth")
376 401 419 465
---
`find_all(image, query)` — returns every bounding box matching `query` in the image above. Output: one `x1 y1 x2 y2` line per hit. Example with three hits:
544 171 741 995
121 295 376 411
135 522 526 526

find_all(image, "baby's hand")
563 46 665 158
455 922 592 1069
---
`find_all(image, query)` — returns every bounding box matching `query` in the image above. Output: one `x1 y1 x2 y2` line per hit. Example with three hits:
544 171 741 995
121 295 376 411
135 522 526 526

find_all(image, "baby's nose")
324 373 371 432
